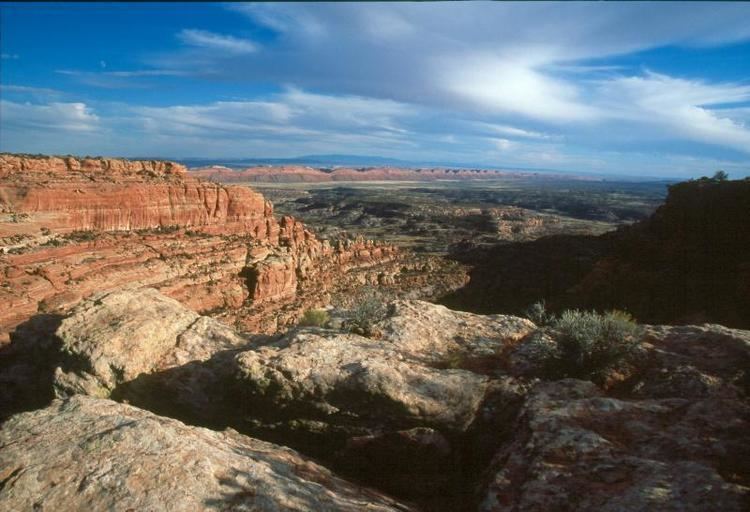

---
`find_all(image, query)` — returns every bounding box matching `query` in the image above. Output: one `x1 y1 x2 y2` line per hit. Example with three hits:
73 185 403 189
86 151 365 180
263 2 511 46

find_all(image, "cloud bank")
2 2 750 177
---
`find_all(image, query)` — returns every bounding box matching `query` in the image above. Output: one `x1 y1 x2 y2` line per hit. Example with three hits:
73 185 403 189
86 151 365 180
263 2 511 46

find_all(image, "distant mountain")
172 154 672 181
174 154 415 169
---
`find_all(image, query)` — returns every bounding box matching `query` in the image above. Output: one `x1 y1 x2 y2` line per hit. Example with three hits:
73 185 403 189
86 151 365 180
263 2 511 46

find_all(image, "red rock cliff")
0 154 417 343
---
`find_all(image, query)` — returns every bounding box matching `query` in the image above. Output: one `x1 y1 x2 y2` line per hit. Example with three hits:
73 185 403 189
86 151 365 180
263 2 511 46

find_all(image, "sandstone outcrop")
0 154 464 343
3 286 749 510
480 379 749 511
52 288 249 398
0 154 272 234
41 289 527 508
0 396 413 512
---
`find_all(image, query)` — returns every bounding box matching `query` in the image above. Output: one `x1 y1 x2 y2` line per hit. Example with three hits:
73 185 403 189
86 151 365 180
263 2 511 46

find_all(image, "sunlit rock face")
3 286 749 510
0 395 414 512
0 155 415 343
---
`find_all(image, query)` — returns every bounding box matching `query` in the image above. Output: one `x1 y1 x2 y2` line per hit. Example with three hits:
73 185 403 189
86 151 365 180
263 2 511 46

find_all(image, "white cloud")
177 29 257 54
130 88 416 148
0 84 61 97
492 138 516 151
1 53 19 60
228 4 326 39
472 122 551 140
595 72 750 153
0 100 99 133
438 54 601 123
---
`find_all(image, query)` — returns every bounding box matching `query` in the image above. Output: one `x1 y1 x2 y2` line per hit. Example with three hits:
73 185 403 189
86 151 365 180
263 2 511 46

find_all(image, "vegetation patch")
526 302 643 385
347 288 388 337
299 309 330 328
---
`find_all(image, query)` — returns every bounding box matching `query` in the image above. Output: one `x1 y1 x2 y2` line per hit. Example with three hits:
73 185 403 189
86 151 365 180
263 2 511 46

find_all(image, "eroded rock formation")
4 287 746 510
0 154 465 343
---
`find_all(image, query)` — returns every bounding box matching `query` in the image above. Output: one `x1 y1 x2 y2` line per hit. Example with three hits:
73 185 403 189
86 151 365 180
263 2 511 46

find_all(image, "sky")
1 2 750 178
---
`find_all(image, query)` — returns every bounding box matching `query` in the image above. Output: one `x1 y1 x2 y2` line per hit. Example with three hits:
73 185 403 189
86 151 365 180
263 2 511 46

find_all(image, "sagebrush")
299 309 330 327
527 304 642 384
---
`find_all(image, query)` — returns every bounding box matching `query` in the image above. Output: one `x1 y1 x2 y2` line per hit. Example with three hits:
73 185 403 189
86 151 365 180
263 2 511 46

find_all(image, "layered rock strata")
0 154 463 343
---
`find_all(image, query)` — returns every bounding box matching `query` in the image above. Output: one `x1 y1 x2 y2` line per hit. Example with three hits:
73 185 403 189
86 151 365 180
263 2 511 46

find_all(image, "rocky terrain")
0 154 466 342
0 396 412 512
1 287 748 510
242 180 663 255
443 177 750 329
1 154 748 511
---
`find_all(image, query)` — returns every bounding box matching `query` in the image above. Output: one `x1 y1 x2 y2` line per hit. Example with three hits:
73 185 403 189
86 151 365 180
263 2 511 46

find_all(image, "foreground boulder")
49 288 532 509
53 287 250 399
39 287 750 510
377 299 535 372
480 379 750 511
0 396 412 511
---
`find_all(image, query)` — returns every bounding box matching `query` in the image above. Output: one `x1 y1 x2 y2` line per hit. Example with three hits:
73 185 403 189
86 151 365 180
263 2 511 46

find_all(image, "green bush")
348 288 387 336
299 309 330 327
529 308 643 384
525 300 551 326
65 230 99 242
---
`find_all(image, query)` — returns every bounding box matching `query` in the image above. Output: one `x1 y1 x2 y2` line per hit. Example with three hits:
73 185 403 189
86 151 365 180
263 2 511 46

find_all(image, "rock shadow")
106 352 526 512
0 313 64 421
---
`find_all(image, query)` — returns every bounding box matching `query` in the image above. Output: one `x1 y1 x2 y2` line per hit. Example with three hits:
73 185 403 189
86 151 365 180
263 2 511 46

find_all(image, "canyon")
1 154 748 511
0 154 465 344
442 177 750 329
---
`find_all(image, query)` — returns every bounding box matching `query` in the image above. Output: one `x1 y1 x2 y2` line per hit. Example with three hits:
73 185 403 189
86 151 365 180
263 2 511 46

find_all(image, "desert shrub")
41 237 65 247
712 170 729 181
65 230 99 242
530 308 643 384
299 309 330 328
525 300 551 326
348 289 388 337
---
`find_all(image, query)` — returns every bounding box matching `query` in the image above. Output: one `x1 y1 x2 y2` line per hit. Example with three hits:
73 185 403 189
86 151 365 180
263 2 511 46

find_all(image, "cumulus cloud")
177 29 258 54
0 100 99 133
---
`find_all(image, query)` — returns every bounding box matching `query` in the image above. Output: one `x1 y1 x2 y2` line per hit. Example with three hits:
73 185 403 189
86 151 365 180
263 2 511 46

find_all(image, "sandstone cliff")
0 154 465 343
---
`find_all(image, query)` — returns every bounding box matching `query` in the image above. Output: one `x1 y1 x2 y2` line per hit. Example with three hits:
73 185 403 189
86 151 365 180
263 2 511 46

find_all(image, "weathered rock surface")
232 330 490 432
0 155 465 343
480 379 750 512
7 284 749 511
377 300 535 371
44 289 528 509
0 396 413 512
52 288 249 398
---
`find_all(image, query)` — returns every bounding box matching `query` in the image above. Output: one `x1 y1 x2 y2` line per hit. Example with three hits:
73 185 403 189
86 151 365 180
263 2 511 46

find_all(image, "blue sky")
2 2 750 177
